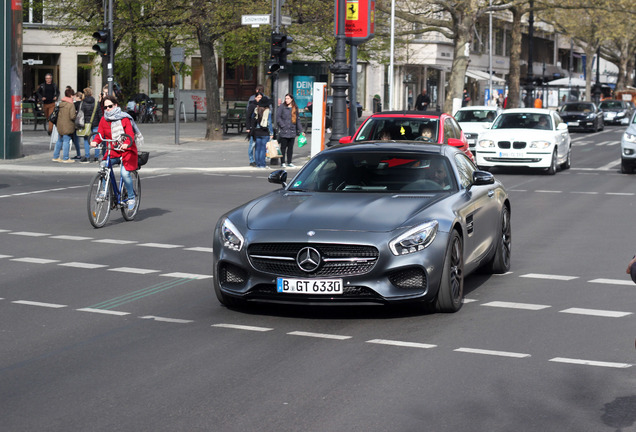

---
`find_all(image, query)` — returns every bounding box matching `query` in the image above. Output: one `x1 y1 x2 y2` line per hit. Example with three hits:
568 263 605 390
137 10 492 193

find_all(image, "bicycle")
87 133 141 228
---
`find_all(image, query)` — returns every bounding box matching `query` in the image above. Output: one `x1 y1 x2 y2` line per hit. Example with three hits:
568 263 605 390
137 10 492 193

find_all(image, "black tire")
485 206 511 274
87 172 111 228
121 170 141 221
546 149 558 175
560 146 571 170
621 160 634 174
213 280 246 308
435 230 464 313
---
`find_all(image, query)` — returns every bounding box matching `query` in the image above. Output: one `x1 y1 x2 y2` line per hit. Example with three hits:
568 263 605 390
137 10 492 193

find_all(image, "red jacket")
94 117 138 171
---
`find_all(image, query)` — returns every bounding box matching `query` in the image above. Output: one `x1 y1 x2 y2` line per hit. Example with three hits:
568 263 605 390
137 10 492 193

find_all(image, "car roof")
499 108 554 115
369 110 445 118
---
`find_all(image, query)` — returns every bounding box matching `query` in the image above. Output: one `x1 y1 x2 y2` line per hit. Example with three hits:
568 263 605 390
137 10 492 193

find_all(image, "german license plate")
498 151 525 158
567 121 579 126
277 278 343 294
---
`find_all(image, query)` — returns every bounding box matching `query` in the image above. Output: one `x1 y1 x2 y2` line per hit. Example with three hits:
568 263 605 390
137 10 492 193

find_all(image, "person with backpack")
51 87 77 163
79 87 100 163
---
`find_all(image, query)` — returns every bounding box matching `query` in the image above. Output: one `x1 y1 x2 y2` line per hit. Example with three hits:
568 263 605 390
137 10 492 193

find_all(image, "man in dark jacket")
415 89 430 111
36 73 60 135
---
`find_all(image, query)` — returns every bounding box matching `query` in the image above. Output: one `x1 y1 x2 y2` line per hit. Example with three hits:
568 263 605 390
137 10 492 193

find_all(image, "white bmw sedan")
476 108 571 174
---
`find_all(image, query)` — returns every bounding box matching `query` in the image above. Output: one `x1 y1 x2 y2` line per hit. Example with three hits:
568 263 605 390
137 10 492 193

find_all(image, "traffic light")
92 29 110 57
269 32 293 73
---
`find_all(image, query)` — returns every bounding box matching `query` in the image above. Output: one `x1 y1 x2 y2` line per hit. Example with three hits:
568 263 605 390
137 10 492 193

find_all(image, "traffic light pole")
107 0 114 95
328 0 351 146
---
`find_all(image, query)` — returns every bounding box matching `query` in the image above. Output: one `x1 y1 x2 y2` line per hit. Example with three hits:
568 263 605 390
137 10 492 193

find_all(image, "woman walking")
275 93 303 167
247 93 273 168
52 87 77 163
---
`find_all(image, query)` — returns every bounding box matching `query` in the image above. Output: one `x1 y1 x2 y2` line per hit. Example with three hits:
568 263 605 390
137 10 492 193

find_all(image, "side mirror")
471 170 495 187
339 136 353 144
557 123 568 131
268 169 288 188
447 138 465 148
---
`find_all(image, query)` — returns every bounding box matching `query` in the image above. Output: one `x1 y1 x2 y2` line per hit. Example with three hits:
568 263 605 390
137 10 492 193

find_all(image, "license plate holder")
277 278 343 294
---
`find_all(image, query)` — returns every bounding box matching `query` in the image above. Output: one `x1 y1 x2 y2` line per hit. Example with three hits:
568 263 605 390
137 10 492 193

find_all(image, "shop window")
191 57 205 90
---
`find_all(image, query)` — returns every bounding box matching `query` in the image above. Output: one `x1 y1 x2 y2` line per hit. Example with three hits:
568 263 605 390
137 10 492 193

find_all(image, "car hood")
600 107 626 113
481 128 557 141
458 122 492 134
245 191 445 232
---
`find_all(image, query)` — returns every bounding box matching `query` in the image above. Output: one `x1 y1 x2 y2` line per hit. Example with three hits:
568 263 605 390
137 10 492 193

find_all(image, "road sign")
242 14 271 26
281 15 292 26
335 0 375 45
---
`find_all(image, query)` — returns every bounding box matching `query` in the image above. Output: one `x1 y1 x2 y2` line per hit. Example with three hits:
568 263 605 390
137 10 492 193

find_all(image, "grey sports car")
213 143 511 313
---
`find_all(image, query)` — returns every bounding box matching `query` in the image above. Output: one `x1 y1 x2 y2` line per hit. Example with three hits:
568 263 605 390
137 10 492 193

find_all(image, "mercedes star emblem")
296 247 321 273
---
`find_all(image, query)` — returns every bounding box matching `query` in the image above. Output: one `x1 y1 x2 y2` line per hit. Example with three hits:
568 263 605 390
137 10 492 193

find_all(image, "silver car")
621 111 636 174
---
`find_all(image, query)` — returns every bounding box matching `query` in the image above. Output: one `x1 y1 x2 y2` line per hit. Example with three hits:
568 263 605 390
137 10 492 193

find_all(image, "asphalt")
1 120 315 174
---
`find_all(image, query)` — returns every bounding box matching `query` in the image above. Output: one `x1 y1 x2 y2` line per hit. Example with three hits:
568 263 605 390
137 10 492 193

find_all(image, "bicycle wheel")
87 172 112 228
121 170 141 221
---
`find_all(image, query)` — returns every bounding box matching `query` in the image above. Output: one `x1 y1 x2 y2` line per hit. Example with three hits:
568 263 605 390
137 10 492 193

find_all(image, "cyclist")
90 95 139 210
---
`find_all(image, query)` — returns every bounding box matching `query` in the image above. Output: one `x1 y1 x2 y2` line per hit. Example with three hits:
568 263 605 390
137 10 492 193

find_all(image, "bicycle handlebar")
93 133 133 152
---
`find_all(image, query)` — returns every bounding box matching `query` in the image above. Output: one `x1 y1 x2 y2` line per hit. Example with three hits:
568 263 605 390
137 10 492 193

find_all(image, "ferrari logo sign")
346 1 358 20
335 0 375 45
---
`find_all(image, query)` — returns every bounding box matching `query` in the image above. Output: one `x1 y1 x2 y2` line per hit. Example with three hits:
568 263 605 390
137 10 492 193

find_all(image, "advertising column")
2 0 23 159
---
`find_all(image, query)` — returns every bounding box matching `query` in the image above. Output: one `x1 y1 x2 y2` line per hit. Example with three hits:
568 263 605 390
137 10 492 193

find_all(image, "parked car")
213 142 511 313
621 111 636 174
558 101 604 132
454 106 502 155
598 100 635 125
475 108 572 174
339 111 474 161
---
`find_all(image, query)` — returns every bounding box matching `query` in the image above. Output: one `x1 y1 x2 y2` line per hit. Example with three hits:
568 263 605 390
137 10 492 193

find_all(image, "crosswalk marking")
588 278 634 286
482 301 550 311
549 358 632 369
520 273 578 281
559 308 632 318
59 262 108 269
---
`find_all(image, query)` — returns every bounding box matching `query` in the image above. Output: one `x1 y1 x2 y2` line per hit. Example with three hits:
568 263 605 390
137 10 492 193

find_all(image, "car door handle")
488 189 494 197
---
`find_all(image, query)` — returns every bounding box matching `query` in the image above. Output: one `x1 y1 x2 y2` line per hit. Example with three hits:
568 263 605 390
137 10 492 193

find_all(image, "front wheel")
485 206 511 274
560 146 571 170
121 170 141 221
435 231 464 313
87 172 112 228
546 149 558 175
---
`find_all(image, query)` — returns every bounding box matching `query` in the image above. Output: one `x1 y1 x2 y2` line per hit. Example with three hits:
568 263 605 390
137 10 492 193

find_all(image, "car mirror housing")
447 138 464 148
339 136 353 144
557 123 568 131
268 170 288 188
471 170 495 187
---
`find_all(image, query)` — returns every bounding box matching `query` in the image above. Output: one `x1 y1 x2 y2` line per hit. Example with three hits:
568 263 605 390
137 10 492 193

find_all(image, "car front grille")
248 243 379 277
498 141 526 149
388 267 427 290
218 262 248 287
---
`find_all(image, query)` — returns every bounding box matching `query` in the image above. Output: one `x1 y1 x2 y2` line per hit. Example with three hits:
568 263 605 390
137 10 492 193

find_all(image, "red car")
339 111 474 161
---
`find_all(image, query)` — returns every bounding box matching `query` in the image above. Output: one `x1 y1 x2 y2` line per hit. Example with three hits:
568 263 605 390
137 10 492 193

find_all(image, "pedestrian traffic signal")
92 29 110 57
269 32 293 73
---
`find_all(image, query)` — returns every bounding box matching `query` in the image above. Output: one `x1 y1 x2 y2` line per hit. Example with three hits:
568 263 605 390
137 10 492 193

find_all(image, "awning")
465 68 505 83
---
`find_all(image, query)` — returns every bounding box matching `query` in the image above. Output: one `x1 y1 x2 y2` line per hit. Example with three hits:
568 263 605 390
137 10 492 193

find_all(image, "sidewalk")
1 121 315 174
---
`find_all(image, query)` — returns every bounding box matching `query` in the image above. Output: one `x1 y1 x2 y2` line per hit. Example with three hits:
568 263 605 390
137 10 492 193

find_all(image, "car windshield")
561 103 594 112
491 113 552 130
455 110 497 123
599 101 623 110
288 151 457 193
355 118 439 142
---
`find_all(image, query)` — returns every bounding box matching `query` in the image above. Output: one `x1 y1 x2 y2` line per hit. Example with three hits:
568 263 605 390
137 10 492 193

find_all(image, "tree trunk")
197 24 223 140
444 20 472 114
583 44 596 100
507 7 523 109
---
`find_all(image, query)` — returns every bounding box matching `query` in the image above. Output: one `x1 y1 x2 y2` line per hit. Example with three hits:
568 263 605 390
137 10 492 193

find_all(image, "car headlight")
478 139 495 148
220 218 244 251
624 132 636 143
530 140 551 149
390 221 438 256
587 114 596 119
617 112 625 118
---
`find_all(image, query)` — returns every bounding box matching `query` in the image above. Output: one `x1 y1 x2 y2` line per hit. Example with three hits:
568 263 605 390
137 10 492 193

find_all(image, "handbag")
137 151 150 169
77 102 98 137
48 104 59 125
75 101 85 129
266 140 282 158
298 133 307 147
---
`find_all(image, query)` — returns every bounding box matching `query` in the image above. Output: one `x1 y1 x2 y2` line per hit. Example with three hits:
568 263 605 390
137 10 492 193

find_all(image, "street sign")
171 47 185 63
281 15 292 26
335 0 375 45
22 59 44 65
242 14 271 26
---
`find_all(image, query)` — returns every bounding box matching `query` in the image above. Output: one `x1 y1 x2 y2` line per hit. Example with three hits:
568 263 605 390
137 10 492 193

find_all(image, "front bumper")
475 149 553 168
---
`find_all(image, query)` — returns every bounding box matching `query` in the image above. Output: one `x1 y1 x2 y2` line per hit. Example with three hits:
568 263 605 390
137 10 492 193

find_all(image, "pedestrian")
51 87 77 163
275 93 303 168
79 87 100 163
89 95 139 210
628 256 636 284
534 95 543 109
415 89 430 111
71 90 83 160
462 88 471 107
36 73 60 135
247 94 273 169
245 84 267 167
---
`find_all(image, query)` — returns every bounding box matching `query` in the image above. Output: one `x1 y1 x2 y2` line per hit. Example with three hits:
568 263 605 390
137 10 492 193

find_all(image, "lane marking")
549 358 631 369
160 272 212 279
570 191 599 195
366 339 436 349
482 301 550 311
0 254 13 259
212 323 273 332
287 331 352 340
454 347 531 358
13 300 67 308
137 243 184 249
559 308 632 318
520 273 578 281
76 308 130 316
606 192 634 196
536 190 562 194
108 267 159 275
50 235 94 241
87 278 193 310
10 257 60 264
92 239 138 245
184 247 213 253
462 298 478 304
140 315 193 324
0 229 11 233
58 262 108 269
9 231 49 237
589 278 634 286
598 159 621 170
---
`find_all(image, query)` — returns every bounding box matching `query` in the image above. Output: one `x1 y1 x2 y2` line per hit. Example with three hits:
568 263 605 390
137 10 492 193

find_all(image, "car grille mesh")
498 141 526 149
248 243 379 277
388 267 427 289
219 262 248 287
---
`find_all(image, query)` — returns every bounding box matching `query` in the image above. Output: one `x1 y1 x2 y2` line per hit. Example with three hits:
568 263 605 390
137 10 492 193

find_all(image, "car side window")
444 118 458 142
454 153 476 189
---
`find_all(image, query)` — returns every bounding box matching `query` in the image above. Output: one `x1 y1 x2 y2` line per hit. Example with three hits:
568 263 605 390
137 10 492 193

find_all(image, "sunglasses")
104 104 114 109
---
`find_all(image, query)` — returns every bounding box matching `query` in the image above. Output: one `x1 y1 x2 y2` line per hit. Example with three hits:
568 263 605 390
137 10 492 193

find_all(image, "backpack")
75 102 85 129
49 104 60 125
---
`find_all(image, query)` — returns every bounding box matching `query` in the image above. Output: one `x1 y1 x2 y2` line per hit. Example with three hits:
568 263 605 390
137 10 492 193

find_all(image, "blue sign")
293 76 315 109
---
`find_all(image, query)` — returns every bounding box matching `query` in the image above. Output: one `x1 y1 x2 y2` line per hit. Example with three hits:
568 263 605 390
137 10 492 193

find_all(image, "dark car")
599 100 635 125
338 111 474 161
213 143 511 313
558 101 604 132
